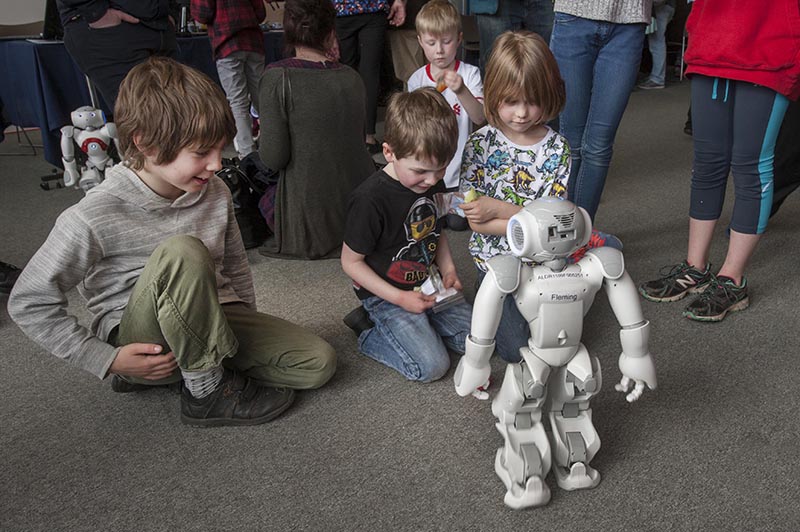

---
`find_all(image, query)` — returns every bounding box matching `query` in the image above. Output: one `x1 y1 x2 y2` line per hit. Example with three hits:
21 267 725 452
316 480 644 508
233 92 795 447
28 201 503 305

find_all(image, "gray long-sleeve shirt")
7 164 255 379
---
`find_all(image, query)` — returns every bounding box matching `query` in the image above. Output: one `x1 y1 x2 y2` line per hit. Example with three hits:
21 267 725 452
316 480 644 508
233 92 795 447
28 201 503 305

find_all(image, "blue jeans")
475 270 526 364
645 4 675 85
475 0 555 73
550 13 645 221
358 295 472 382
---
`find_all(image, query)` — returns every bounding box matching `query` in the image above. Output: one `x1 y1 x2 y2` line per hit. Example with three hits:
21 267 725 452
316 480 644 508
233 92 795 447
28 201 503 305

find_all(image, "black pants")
63 18 177 112
335 13 388 137
771 98 800 218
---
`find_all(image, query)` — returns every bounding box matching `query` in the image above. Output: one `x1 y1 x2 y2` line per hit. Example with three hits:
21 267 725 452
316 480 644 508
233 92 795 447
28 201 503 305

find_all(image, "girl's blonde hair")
483 31 565 128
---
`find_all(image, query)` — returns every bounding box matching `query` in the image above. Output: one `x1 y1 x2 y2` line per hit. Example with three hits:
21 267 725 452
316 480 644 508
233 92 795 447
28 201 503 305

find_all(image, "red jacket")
191 0 267 60
684 0 800 100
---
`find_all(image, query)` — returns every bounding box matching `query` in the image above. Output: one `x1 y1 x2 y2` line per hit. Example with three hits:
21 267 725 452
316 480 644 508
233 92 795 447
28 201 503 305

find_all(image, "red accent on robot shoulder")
80 137 109 153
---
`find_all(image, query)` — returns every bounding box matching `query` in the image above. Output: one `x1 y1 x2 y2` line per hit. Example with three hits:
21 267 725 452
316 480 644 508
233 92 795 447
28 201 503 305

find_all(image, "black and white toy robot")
454 197 657 509
60 106 117 191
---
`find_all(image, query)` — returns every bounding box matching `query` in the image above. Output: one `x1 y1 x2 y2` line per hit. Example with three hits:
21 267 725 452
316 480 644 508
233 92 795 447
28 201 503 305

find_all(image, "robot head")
506 198 592 262
71 106 106 130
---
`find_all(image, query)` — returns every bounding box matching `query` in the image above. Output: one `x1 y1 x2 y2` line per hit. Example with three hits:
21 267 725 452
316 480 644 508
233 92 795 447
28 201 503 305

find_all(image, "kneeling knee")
304 341 337 389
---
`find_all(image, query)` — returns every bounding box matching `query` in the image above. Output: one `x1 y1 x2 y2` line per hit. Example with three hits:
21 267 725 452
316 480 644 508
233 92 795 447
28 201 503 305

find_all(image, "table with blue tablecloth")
0 32 283 168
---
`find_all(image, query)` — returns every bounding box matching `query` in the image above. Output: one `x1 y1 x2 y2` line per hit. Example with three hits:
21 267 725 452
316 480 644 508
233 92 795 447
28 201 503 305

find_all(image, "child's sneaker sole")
683 296 750 322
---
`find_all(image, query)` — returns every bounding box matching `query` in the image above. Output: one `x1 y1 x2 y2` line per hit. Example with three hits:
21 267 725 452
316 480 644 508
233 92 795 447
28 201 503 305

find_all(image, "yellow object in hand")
463 189 480 203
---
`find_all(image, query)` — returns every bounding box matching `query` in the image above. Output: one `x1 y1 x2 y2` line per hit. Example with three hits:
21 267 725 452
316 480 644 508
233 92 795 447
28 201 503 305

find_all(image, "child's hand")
396 290 437 314
461 195 503 224
110 343 178 380
441 70 465 94
441 269 463 291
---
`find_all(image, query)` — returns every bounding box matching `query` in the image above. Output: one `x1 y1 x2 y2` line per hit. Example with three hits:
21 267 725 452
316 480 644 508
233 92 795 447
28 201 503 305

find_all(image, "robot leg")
490 353 552 509
547 344 603 491
79 167 103 192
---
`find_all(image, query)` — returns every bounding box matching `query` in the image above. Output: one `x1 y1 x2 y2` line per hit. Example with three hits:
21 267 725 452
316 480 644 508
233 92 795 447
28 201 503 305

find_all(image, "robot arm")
454 255 520 397
60 125 80 188
584 248 658 402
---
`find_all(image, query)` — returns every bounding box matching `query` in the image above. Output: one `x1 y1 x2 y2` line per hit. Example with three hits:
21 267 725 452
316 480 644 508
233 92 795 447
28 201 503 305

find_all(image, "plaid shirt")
191 0 266 60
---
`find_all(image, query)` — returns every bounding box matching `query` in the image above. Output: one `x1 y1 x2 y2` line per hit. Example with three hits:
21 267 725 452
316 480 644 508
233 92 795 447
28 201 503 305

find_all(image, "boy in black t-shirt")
341 88 473 383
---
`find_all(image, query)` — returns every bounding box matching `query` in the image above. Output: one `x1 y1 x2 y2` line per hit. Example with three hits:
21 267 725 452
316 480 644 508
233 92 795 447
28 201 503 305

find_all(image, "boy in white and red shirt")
407 0 485 230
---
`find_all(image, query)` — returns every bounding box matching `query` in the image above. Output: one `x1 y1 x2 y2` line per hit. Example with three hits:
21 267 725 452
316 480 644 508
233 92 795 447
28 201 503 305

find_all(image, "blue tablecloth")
0 32 283 168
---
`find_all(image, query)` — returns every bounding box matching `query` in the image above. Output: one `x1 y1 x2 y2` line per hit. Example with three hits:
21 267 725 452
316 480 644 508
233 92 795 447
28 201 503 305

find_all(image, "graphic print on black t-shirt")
387 196 439 285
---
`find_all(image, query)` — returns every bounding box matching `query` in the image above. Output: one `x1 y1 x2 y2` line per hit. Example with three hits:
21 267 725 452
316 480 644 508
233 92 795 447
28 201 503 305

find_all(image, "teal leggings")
110 235 336 389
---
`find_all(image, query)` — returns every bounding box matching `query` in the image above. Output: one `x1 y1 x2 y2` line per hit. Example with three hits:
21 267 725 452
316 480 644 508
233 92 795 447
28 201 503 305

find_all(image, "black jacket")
56 0 174 30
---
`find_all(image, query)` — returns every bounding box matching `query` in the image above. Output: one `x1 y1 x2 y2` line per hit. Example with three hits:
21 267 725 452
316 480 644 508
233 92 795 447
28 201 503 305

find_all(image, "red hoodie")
684 0 800 101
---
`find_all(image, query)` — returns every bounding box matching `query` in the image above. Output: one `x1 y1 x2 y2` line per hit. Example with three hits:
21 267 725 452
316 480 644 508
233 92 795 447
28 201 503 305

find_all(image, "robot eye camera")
507 197 592 261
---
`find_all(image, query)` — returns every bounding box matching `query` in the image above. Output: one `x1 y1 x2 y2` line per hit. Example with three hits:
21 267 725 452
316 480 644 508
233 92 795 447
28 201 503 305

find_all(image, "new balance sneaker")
639 261 712 302
682 275 749 322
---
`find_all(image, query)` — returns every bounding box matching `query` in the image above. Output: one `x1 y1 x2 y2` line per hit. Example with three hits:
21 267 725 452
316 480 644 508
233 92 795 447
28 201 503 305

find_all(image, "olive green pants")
111 236 336 389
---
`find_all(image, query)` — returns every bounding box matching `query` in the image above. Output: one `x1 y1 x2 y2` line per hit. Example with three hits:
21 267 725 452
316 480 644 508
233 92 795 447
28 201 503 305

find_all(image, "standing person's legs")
475 0 514 73
222 303 337 389
356 13 389 141
716 82 789 283
243 51 266 124
217 52 258 158
388 28 425 89
769 99 800 218
522 0 555 47
358 296 452 382
568 21 644 221
645 3 674 86
687 75 734 269
550 14 600 215
63 19 177 111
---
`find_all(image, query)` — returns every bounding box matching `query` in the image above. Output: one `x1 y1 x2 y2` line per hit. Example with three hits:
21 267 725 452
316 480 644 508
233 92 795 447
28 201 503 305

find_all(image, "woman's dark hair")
283 0 336 52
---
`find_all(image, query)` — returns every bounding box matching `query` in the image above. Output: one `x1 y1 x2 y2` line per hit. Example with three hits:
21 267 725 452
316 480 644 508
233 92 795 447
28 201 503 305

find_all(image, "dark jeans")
475 0 554 73
63 18 177 111
335 13 388 136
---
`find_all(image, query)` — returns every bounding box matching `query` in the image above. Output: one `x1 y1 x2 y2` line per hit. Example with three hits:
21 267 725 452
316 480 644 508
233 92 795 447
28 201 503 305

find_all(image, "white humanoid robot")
454 197 657 509
61 106 117 191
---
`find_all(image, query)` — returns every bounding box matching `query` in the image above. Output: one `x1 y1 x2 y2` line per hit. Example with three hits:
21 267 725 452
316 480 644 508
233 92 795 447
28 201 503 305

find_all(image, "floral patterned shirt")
459 125 570 271
333 0 389 17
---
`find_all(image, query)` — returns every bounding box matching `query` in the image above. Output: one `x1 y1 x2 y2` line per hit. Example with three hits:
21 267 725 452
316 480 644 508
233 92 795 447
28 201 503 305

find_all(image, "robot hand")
615 352 657 402
454 356 491 397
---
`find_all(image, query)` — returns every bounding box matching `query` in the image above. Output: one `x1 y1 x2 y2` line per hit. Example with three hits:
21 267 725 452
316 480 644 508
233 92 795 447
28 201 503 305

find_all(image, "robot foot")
494 448 551 509
553 462 601 491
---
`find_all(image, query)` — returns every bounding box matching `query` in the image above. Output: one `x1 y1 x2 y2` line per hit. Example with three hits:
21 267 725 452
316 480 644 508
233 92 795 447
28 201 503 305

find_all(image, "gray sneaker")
640 261 713 302
637 79 665 90
683 275 749 322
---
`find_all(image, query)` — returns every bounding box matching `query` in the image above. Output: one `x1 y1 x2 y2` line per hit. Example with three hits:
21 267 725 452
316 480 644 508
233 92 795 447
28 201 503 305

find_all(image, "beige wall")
2 1 46 25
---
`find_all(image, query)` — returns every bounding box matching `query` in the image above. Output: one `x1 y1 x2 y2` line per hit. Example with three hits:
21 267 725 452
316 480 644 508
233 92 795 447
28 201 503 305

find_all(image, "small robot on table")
454 197 657 509
60 106 117 191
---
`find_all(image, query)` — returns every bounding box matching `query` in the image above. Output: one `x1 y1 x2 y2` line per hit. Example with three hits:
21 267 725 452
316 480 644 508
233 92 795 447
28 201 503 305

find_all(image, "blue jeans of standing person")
550 13 645 222
645 3 675 86
358 295 472 382
475 269 526 364
473 0 555 73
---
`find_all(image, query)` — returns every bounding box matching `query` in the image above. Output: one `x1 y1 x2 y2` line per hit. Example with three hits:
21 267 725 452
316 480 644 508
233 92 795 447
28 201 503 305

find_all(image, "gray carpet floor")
2 81 799 531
